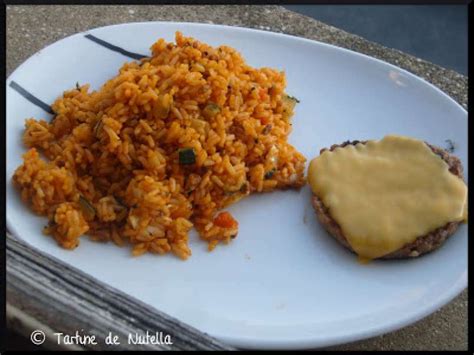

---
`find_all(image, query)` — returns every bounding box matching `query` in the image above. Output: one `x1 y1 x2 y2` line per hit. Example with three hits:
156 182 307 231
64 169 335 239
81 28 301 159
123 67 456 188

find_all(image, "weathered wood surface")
6 233 235 350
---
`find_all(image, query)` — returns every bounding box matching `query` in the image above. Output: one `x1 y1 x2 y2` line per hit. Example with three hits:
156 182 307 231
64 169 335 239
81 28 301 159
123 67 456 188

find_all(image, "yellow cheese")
308 135 468 260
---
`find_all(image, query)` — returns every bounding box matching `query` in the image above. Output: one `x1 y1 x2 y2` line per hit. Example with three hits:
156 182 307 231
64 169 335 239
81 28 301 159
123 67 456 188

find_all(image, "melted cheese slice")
308 135 468 260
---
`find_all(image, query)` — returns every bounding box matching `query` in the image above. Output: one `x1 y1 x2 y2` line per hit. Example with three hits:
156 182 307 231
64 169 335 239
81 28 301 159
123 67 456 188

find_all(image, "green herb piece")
262 124 272 135
202 102 221 119
286 95 300 103
178 148 196 165
264 168 277 179
157 104 170 119
240 182 250 194
93 119 103 138
79 195 96 219
282 94 299 114
190 118 209 135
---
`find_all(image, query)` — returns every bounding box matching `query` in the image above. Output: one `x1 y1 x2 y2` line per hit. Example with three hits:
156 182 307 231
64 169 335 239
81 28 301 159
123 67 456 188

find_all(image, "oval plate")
6 22 467 350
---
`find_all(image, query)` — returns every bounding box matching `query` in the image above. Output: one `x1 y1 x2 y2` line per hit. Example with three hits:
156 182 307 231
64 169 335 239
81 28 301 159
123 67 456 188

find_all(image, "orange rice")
12 32 306 259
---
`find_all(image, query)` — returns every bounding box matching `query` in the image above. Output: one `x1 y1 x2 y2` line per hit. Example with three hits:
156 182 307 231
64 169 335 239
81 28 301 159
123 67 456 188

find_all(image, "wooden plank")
6 233 235 350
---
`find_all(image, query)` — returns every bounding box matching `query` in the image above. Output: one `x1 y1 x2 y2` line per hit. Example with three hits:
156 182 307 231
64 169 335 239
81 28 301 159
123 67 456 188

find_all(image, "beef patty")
311 140 465 259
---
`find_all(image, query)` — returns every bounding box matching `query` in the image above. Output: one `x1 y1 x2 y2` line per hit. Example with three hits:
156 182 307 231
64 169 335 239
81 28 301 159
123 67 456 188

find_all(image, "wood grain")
6 232 234 350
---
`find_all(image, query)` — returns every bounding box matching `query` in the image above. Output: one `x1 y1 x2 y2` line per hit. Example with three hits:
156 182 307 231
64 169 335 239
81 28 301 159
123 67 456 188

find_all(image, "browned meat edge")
311 140 465 259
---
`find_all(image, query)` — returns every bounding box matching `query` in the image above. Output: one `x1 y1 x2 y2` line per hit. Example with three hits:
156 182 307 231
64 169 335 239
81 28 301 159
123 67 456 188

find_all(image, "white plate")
6 22 467 350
